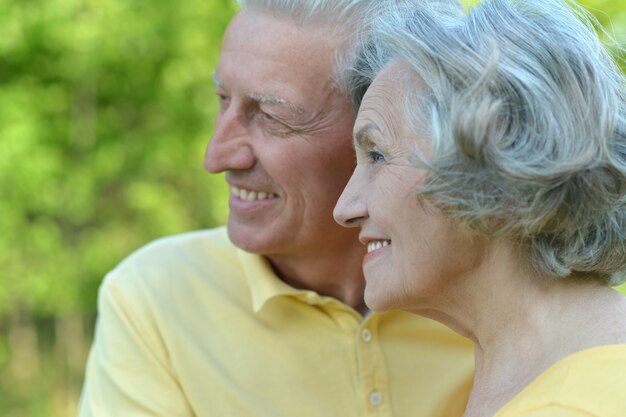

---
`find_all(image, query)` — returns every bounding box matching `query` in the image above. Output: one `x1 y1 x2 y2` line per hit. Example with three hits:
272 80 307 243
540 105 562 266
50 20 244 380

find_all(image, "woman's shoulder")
495 344 626 417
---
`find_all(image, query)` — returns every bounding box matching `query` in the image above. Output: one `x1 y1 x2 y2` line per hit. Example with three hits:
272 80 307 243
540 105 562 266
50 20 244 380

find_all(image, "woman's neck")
406 242 626 417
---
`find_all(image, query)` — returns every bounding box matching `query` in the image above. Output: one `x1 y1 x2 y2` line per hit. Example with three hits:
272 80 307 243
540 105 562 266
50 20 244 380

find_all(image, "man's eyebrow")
354 123 382 148
211 71 223 88
211 71 304 115
247 92 304 115
246 92 288 106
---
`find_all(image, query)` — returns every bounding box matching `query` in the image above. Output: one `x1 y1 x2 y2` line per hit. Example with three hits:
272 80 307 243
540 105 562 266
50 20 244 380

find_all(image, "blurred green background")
0 0 624 416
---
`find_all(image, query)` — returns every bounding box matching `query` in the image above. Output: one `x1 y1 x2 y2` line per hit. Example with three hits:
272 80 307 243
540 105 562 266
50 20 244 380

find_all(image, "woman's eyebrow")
354 122 382 149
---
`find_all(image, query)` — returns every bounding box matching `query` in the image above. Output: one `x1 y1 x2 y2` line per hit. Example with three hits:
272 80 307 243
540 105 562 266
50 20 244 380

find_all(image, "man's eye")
369 150 385 163
256 111 278 124
259 111 286 127
256 111 294 136
217 93 229 108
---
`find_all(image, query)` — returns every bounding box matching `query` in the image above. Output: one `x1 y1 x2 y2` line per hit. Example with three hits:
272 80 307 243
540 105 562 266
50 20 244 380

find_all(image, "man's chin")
226 222 282 255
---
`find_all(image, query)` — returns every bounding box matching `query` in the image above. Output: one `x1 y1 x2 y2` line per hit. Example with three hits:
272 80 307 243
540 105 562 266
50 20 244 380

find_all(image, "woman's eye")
369 150 385 163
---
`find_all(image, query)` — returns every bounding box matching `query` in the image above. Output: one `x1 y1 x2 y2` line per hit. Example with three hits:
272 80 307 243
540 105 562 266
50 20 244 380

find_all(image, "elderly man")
78 1 473 416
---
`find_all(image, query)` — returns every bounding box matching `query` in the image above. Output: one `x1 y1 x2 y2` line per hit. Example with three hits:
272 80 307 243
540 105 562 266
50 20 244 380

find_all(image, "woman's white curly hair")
348 0 626 284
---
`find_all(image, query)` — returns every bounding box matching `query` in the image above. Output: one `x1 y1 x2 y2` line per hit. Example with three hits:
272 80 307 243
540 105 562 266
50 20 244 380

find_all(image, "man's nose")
205 106 255 173
334 165 368 228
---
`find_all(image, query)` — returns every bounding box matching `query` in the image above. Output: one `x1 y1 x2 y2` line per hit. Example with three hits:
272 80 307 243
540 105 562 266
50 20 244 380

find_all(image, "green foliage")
0 0 237 319
0 1 237 414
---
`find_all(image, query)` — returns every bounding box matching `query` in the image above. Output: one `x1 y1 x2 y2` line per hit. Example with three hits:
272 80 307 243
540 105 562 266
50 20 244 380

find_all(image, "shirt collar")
236 247 319 313
235 247 362 314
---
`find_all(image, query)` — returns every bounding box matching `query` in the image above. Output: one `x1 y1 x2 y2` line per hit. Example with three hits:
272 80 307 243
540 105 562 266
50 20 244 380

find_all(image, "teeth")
231 186 276 201
367 240 391 253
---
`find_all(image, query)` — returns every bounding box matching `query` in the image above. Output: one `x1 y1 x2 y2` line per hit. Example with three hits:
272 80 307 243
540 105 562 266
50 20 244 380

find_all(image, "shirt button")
369 391 383 407
361 328 372 342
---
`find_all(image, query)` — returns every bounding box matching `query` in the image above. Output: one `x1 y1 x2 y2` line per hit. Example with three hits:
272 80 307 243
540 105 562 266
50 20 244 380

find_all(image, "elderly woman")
334 0 626 416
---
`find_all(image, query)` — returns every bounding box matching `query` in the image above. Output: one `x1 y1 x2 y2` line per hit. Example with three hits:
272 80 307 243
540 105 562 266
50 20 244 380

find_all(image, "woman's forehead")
355 65 425 137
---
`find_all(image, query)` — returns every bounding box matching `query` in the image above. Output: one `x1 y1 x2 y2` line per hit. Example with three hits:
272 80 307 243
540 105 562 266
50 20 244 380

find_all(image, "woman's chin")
364 288 396 313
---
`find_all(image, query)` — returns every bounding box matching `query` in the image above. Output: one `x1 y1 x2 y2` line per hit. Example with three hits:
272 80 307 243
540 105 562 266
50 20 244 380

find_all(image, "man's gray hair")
236 0 464 91
349 0 626 284
236 0 370 25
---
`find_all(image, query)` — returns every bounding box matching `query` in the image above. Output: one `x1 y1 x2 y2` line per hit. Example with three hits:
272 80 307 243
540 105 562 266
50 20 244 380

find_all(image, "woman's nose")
334 165 369 228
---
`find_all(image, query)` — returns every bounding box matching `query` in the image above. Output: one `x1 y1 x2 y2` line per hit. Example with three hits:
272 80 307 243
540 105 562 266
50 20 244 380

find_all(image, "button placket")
369 390 383 407
356 315 392 415
361 328 373 343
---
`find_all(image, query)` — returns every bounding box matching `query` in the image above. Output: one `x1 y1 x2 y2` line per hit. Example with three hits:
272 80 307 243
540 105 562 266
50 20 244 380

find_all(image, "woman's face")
334 65 486 312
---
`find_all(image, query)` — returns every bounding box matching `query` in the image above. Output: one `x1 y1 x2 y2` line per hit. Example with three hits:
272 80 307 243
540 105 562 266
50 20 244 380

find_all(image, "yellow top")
78 226 474 417
495 344 626 417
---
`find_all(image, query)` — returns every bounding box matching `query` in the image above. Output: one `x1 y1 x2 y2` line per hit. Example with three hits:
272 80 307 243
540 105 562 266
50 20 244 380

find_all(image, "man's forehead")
227 9 336 42
221 9 340 70
214 10 350 113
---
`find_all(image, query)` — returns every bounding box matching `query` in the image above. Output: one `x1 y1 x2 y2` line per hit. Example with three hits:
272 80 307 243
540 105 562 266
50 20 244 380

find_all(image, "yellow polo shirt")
495 345 626 417
78 226 474 417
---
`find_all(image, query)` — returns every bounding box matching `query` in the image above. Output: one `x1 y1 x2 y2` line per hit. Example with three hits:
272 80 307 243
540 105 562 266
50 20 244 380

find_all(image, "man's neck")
265 243 367 313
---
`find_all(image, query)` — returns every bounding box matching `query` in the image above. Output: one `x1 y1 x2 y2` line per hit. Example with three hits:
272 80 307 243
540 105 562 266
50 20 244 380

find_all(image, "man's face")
206 10 359 257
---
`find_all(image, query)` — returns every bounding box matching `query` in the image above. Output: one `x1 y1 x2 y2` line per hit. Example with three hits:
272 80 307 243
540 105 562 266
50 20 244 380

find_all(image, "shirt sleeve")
77 270 194 417
508 405 599 417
